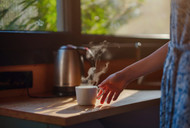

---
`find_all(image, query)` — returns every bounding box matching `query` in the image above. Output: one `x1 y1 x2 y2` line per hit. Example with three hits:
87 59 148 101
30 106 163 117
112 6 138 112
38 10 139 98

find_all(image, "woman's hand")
98 71 128 104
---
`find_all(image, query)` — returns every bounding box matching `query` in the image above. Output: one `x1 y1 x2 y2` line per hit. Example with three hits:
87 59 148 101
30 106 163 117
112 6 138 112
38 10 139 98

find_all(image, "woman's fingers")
97 89 103 100
97 86 106 99
113 91 121 101
98 85 122 104
100 89 110 104
107 92 115 104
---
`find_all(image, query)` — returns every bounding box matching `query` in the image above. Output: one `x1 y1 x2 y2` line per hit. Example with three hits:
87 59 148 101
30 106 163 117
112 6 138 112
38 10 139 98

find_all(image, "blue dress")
160 0 190 127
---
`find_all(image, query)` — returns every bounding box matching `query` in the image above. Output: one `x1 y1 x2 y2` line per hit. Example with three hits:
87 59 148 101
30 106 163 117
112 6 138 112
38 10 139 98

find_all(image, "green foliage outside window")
0 0 144 34
81 0 144 35
0 0 57 31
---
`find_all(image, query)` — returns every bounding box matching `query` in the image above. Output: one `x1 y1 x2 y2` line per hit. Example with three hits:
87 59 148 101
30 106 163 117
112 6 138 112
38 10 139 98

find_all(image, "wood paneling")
0 64 54 98
0 58 162 98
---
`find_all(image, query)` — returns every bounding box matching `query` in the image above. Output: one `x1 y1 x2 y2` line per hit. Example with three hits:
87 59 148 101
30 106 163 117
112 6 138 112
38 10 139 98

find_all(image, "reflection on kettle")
54 45 94 97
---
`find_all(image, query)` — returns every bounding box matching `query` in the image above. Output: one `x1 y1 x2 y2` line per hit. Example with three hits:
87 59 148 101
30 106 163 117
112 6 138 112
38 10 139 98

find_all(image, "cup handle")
97 87 104 99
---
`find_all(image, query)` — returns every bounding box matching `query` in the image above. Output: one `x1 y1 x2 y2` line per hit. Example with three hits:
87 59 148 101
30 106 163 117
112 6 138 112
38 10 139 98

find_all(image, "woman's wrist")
117 68 134 86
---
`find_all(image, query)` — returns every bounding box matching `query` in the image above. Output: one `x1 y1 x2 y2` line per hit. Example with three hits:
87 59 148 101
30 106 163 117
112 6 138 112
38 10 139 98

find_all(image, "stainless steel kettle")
54 45 93 96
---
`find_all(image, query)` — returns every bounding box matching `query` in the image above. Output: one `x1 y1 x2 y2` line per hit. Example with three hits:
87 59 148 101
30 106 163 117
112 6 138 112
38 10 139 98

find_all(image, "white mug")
75 85 104 105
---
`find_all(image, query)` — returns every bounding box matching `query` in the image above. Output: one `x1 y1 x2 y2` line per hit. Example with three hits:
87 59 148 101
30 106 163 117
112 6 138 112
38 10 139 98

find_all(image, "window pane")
81 0 170 36
0 0 57 31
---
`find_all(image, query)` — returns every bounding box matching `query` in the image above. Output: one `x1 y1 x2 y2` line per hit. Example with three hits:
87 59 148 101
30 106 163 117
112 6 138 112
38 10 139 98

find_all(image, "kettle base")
53 86 76 97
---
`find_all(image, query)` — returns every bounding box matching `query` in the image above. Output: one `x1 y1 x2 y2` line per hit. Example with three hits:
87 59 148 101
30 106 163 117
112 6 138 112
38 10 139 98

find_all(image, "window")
81 0 170 37
0 0 170 35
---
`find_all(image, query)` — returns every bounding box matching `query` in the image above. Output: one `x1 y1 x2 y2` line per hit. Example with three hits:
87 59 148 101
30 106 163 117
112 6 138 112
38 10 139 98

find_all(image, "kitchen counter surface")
0 90 161 126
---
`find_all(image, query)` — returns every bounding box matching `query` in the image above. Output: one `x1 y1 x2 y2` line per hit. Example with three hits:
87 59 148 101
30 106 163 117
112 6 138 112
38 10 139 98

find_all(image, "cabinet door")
0 116 47 128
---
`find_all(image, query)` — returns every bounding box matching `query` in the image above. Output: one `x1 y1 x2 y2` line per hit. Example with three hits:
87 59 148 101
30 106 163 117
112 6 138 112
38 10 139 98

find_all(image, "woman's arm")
121 41 169 84
98 42 169 104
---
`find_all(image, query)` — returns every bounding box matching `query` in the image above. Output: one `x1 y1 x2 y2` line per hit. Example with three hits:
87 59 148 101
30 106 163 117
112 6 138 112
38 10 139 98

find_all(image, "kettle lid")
60 45 77 50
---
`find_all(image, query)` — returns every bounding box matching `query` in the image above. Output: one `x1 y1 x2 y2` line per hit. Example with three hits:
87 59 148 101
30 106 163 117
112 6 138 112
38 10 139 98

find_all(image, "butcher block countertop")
0 90 161 126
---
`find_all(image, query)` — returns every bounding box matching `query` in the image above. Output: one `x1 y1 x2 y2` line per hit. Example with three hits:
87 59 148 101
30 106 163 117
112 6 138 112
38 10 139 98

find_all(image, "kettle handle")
77 46 95 77
77 46 94 60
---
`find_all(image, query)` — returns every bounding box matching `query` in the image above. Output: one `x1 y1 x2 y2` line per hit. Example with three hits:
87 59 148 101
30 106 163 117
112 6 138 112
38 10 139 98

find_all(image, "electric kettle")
54 45 93 96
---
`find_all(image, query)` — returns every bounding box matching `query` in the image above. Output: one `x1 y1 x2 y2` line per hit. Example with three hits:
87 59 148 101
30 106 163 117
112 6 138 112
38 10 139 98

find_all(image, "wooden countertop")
0 90 161 126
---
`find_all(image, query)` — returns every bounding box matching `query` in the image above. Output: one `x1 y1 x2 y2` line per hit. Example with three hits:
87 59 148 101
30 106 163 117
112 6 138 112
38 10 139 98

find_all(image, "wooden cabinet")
0 105 159 128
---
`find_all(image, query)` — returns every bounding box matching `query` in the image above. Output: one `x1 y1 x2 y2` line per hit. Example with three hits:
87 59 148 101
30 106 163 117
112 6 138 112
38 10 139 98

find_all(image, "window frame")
0 0 169 66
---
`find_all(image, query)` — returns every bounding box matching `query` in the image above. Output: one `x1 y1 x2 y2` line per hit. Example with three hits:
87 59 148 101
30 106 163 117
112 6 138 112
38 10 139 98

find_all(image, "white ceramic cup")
75 85 104 105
